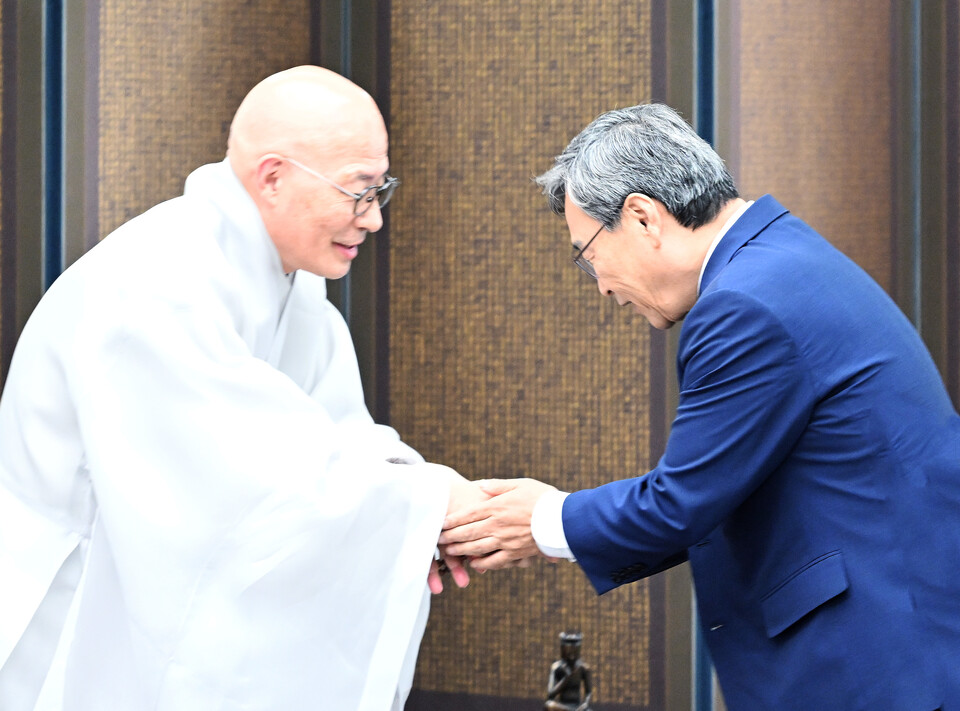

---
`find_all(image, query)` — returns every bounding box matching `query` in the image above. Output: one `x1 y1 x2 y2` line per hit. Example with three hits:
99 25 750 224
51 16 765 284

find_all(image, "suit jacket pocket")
760 550 849 638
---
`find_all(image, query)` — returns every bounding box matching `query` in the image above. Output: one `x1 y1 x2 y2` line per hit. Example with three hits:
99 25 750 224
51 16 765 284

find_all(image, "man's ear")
622 193 662 245
255 155 285 205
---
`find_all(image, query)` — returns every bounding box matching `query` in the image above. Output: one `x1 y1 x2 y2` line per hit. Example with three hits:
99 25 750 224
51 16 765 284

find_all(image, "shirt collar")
697 200 753 294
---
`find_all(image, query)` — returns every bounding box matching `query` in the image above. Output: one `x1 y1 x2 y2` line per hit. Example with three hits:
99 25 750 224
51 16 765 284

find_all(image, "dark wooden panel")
407 689 652 711
949 0 960 406
0 0 11 383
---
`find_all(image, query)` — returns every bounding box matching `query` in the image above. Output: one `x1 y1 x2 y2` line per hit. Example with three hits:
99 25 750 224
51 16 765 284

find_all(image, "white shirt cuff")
531 489 576 560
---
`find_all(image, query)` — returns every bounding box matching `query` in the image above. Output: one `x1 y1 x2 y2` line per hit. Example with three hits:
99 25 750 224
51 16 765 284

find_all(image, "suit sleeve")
563 289 816 594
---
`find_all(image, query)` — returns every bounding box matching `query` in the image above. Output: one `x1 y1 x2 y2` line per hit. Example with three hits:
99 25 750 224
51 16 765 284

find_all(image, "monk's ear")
255 156 285 204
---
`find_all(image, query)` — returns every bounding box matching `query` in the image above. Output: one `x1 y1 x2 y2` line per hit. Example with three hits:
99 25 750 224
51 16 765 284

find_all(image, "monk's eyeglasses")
572 224 604 279
282 156 399 216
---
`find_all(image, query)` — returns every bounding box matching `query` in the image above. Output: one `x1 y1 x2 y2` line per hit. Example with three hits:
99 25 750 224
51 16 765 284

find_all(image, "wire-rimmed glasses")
572 224 604 279
283 156 399 216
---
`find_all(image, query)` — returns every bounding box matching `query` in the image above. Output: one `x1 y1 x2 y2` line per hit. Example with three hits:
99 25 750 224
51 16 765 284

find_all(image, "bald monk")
0 66 479 711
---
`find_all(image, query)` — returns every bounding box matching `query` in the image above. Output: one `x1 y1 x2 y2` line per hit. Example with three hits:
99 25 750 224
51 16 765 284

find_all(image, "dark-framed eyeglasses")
572 224 604 279
282 156 399 216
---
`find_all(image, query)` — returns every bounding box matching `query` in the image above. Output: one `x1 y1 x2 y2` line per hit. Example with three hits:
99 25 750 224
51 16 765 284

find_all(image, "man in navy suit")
441 103 960 710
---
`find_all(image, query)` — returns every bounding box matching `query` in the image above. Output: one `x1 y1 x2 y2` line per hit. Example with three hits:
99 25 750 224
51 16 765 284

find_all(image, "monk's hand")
427 548 472 594
428 476 491 594
439 478 557 572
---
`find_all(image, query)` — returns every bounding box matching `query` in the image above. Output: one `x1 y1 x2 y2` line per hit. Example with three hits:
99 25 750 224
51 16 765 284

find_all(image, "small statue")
544 631 593 711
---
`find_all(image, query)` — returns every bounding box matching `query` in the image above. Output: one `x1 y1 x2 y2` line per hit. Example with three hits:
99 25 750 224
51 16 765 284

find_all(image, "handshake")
427 472 562 594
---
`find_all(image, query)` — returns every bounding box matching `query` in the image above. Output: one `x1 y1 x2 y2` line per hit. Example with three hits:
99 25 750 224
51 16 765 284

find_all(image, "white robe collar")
183 159 309 361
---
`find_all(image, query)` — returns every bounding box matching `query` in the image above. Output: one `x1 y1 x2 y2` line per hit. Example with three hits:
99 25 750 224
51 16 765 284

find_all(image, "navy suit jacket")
563 196 960 710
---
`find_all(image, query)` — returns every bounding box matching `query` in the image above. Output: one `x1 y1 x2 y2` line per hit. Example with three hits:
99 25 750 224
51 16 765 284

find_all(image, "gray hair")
536 103 738 229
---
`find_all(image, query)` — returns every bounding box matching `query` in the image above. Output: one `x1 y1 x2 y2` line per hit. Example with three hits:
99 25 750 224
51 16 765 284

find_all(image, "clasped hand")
439 477 558 575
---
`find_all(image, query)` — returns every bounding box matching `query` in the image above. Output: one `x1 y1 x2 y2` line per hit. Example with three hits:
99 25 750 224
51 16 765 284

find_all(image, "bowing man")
441 103 960 711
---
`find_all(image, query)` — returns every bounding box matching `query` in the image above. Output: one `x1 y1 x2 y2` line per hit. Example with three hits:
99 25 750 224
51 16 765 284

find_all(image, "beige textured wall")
98 0 311 237
389 1 664 706
736 0 893 289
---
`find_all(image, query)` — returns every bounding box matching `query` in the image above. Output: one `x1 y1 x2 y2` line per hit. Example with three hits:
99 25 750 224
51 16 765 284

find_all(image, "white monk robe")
0 159 452 710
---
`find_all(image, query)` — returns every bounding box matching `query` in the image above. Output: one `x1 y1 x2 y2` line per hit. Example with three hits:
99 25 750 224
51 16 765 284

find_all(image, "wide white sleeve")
0 484 86 702
0 309 97 709
279 276 424 465
65 293 449 710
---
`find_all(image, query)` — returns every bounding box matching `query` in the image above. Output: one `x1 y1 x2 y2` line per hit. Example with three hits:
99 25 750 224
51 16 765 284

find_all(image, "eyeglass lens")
574 255 597 279
572 225 602 279
354 178 398 216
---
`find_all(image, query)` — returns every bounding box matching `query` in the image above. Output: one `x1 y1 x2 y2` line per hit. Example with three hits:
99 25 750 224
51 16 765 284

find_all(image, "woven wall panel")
737 0 893 290
389 2 661 706
99 0 310 238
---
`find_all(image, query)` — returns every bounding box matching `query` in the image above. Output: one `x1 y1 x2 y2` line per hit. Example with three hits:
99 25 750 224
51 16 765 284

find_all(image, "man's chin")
643 313 678 331
636 305 687 330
